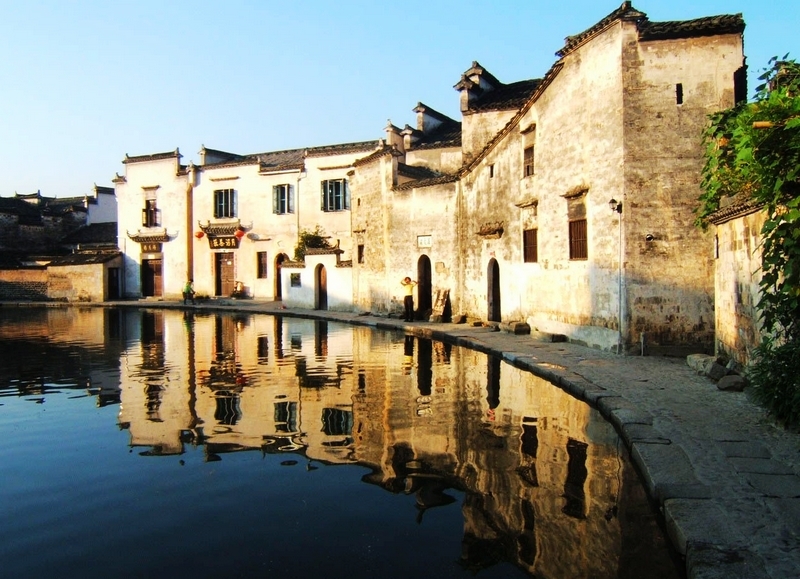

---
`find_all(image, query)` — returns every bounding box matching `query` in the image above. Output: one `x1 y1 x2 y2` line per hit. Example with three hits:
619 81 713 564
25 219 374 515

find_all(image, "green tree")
697 57 800 428
294 226 333 261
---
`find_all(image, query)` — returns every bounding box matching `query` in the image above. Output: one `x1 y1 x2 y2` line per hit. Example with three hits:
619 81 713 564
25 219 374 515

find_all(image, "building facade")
114 141 377 301
351 2 745 354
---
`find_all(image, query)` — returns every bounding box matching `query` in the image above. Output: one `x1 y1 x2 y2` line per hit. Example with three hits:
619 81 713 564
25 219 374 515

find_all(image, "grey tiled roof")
639 14 744 41
557 2 743 58
61 222 118 245
123 149 181 164
467 79 542 113
48 251 121 266
395 173 459 191
199 140 379 172
397 163 441 180
707 197 764 225
412 119 462 150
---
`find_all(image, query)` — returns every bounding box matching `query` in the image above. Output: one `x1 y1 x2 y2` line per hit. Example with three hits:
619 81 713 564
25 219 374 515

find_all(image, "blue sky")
1 0 797 197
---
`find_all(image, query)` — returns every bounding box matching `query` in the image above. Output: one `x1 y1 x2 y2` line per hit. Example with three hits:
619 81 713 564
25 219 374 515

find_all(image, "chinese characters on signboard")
140 243 162 253
208 236 240 249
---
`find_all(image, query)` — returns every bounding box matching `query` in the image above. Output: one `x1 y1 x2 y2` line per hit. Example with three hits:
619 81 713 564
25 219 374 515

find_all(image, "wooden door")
142 259 162 297
215 252 235 297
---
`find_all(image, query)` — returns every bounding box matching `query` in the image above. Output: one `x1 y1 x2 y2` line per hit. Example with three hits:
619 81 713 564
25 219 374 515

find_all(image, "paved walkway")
16 298 800 578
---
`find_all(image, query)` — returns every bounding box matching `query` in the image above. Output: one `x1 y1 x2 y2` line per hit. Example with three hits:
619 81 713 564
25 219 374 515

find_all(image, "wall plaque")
209 236 240 249
140 242 162 253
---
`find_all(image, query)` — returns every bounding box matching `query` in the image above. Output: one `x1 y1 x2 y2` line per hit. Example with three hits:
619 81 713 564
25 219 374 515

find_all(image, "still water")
0 307 682 578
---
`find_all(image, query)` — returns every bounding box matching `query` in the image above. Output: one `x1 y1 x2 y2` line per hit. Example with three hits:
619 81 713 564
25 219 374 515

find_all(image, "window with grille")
523 228 538 263
321 179 349 212
142 199 160 227
273 184 294 214
257 251 268 278
524 146 535 177
214 189 236 218
569 219 588 260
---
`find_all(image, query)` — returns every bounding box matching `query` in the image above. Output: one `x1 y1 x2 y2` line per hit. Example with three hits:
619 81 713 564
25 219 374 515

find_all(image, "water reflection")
0 307 680 578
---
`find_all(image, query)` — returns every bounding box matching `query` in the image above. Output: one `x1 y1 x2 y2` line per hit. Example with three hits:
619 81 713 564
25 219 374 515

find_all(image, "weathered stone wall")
461 109 516 164
714 211 765 366
0 268 49 300
459 19 625 349
621 30 744 353
48 259 121 302
405 146 462 174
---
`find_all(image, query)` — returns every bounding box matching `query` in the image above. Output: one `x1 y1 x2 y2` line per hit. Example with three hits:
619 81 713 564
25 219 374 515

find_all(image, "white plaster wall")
116 156 190 299
87 190 118 224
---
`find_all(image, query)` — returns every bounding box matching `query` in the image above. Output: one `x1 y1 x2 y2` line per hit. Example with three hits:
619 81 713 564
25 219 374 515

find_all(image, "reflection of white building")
110 308 667 575
114 141 376 301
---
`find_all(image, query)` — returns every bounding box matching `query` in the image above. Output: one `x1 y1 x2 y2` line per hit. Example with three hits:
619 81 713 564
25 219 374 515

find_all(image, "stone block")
498 321 530 334
530 331 567 343
717 375 746 391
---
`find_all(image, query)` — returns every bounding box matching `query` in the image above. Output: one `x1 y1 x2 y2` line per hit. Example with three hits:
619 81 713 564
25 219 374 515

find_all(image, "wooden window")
273 184 294 214
321 179 349 212
523 146 535 177
569 219 588 260
142 199 160 227
214 189 236 218
523 228 538 263
257 251 268 278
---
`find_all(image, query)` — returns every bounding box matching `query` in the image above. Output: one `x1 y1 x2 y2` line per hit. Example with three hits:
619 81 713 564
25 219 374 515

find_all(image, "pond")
0 307 682 578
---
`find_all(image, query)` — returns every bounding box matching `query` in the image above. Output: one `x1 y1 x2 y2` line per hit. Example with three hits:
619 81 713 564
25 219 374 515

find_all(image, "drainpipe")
296 168 307 252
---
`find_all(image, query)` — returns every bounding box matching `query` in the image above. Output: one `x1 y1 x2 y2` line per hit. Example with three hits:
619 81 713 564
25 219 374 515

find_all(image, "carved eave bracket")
127 228 172 243
562 184 589 199
477 221 504 239
198 219 250 236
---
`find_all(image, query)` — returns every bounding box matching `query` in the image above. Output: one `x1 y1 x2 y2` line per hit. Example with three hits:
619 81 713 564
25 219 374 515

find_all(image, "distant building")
114 142 376 301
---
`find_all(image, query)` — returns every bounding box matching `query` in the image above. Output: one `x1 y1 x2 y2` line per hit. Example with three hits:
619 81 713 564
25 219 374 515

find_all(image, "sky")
1 0 798 198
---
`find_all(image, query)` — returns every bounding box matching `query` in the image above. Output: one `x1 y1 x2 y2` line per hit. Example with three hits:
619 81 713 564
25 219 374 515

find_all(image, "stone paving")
17 298 800 578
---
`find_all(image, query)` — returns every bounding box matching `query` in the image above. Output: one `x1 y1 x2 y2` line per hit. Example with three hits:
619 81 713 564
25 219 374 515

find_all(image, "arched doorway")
314 264 328 310
487 258 501 322
274 253 289 300
416 255 432 321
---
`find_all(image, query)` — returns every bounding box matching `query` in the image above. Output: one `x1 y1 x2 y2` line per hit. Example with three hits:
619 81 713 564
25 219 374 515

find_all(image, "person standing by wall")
401 277 417 322
183 279 195 305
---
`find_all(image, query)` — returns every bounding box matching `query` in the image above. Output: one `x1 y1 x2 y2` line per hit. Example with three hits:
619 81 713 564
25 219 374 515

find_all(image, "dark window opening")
569 219 588 260
523 146 535 177
273 184 294 214
321 179 349 212
676 83 684 105
489 164 495 178
142 199 160 227
523 228 538 263
214 189 236 218
357 244 364 264
257 251 268 279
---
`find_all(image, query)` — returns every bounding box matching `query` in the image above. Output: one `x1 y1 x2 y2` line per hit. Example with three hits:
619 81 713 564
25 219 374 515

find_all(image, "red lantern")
195 231 205 238
235 229 245 239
